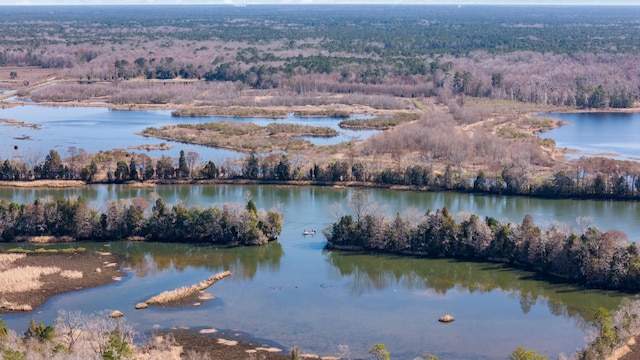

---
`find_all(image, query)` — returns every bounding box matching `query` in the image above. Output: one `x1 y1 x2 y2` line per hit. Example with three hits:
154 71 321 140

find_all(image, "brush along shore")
141 270 231 307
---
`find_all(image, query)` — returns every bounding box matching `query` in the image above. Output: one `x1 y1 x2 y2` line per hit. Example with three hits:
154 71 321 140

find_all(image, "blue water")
541 112 640 160
0 105 376 162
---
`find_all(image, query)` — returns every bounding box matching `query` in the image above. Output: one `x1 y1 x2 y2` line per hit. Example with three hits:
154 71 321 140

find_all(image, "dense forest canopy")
1 5 639 54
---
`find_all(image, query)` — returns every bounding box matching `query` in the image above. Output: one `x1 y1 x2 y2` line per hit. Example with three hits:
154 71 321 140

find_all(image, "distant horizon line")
1 3 640 5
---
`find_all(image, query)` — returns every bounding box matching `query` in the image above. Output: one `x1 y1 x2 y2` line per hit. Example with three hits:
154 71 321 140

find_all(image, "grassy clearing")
496 125 532 140
0 265 61 293
144 271 231 306
465 97 572 115
496 115 563 140
412 99 428 112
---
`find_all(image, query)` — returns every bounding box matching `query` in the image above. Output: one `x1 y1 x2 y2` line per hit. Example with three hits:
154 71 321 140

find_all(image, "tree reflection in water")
109 241 284 280
324 249 625 330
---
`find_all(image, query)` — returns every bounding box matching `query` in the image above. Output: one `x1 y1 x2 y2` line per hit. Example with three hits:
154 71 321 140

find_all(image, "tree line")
0 196 282 246
6 6 640 110
5 147 640 201
323 195 640 291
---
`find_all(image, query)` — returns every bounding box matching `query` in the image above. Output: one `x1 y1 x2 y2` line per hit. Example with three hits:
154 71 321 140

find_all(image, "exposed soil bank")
0 250 124 313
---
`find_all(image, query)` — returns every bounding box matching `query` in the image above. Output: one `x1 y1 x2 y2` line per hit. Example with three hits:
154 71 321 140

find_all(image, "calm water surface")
542 112 640 160
0 185 632 359
0 104 375 161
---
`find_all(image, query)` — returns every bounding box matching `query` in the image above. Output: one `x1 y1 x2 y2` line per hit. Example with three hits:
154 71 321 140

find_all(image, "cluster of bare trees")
357 111 551 178
435 52 640 107
0 309 187 360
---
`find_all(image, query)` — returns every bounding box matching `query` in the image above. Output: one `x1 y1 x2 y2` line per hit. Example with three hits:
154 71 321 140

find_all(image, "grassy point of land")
0 250 124 313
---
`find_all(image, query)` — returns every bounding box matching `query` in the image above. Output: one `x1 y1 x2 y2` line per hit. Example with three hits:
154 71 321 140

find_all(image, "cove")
0 104 376 162
542 112 640 160
0 184 633 359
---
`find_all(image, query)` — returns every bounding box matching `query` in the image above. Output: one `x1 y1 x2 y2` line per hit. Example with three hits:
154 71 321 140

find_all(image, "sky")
1 0 640 5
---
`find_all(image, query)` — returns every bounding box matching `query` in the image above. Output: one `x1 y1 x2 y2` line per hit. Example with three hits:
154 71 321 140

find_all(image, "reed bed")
0 265 61 293
144 271 231 306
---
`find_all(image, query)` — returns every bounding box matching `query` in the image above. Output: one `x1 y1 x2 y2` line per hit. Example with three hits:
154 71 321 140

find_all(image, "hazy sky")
2 0 640 5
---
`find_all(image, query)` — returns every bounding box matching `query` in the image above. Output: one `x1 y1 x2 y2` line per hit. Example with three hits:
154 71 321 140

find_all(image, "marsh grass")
0 253 26 271
142 121 337 152
61 270 84 279
0 300 32 312
172 106 287 118
0 265 61 293
6 247 86 254
265 123 339 137
292 109 350 117
145 271 231 306
338 112 420 130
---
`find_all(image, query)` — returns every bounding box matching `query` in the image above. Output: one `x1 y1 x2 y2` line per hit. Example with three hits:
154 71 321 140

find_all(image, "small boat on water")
302 230 316 236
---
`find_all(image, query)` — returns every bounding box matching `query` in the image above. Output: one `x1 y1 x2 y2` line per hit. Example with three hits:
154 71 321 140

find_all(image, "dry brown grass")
0 253 26 270
145 271 231 306
60 270 84 279
0 265 61 293
0 300 33 312
0 180 86 188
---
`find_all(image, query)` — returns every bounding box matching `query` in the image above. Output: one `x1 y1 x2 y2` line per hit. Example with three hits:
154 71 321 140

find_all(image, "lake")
0 184 632 359
542 112 640 160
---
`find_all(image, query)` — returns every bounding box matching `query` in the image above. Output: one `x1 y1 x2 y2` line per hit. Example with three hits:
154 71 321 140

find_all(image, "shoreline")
5 90 640 115
0 246 337 359
0 249 125 314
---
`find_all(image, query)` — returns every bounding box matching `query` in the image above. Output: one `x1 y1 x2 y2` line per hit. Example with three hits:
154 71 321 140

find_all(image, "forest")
2 5 640 108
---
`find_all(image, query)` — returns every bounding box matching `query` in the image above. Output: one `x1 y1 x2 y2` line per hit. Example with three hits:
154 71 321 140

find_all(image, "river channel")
0 184 634 359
